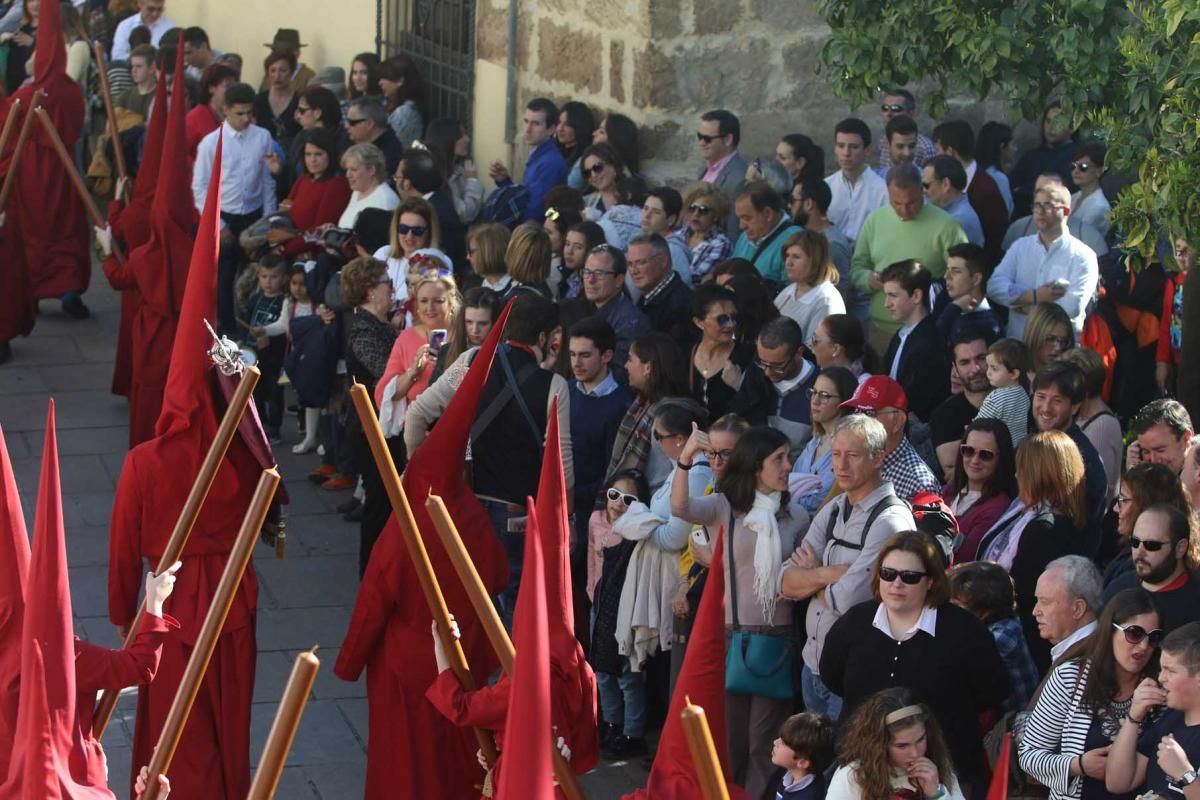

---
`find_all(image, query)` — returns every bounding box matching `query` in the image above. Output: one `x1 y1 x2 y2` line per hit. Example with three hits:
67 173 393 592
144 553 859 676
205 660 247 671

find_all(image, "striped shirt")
976 384 1030 445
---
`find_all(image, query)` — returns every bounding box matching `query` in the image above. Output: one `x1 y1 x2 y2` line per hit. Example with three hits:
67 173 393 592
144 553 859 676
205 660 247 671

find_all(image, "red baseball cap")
840 375 908 413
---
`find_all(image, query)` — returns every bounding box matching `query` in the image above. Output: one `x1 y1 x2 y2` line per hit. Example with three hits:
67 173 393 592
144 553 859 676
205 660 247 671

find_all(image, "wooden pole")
33 107 126 265
0 89 41 211
93 366 261 736
426 493 585 800
246 647 320 799
92 43 128 198
346 381 499 767
681 697 730 800
141 468 280 800
0 98 22 166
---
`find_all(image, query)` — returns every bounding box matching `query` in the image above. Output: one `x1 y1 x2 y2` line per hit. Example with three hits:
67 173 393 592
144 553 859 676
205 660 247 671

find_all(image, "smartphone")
429 329 448 355
1051 278 1070 290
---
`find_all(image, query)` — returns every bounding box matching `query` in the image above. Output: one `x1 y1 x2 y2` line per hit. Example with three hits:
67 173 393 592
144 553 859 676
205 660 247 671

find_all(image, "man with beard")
1129 504 1200 632
929 328 995 481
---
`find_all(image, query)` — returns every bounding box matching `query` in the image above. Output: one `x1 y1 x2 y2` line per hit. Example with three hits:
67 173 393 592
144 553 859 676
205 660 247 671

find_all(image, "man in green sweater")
850 163 967 354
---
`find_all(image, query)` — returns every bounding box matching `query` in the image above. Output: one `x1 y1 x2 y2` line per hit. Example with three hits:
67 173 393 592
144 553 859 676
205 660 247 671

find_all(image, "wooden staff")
681 697 730 800
346 381 499 768
0 98 22 166
246 646 320 799
92 43 128 198
93 366 262 735
426 494 585 800
141 468 280 800
33 107 126 265
0 89 41 211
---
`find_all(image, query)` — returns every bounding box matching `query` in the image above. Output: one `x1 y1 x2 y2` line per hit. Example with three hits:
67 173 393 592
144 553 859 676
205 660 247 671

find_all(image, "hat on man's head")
265 28 307 49
840 375 908 413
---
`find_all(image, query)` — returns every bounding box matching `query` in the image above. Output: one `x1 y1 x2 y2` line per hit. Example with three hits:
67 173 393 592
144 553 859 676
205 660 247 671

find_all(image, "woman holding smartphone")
377 270 462 411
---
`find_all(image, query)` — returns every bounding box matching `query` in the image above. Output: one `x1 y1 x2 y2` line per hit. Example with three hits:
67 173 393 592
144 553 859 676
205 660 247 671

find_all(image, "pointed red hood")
533 400 599 774
0 403 112 798
625 531 748 800
0 423 30 778
155 134 222 439
32 0 65 86
150 35 191 233
496 501 554 800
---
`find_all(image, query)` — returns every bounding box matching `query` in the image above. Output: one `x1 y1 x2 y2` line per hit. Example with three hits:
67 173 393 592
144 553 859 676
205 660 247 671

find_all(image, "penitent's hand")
134 766 171 799
144 561 182 618
94 225 114 258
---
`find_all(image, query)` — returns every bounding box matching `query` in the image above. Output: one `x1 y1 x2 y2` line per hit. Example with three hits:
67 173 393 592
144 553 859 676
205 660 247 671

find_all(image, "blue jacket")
499 137 568 222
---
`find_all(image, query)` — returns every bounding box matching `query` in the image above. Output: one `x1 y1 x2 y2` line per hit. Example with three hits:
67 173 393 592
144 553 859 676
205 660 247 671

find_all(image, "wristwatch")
1172 770 1198 789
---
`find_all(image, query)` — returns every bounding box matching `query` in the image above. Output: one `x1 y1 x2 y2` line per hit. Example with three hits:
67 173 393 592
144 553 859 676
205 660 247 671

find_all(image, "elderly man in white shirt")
987 181 1098 338
111 0 176 62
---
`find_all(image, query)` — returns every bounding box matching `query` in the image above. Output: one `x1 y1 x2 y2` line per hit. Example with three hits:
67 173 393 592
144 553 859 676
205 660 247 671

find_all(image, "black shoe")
61 296 90 319
598 721 619 751
0 341 10 365
343 504 365 523
336 497 361 515
601 734 646 760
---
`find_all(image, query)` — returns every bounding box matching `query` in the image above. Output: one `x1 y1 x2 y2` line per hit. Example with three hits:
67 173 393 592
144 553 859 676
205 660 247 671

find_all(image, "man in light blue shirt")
924 155 984 246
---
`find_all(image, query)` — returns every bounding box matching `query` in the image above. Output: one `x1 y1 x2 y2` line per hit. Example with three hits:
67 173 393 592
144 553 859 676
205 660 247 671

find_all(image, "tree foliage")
814 0 1200 266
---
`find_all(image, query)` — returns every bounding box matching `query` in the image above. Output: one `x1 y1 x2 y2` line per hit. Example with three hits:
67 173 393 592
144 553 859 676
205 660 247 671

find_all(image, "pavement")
0 273 651 797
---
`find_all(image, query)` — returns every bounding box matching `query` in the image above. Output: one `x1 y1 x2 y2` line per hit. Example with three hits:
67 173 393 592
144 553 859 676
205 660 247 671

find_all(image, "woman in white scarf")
670 423 804 799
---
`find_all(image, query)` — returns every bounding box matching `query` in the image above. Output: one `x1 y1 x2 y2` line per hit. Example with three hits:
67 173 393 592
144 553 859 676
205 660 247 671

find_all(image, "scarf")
745 490 783 621
981 500 1044 569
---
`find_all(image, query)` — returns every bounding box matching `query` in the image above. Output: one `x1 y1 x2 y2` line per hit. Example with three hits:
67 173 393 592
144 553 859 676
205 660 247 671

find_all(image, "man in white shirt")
824 117 888 243
1033 555 1101 667
111 0 175 62
987 181 1099 338
192 83 277 337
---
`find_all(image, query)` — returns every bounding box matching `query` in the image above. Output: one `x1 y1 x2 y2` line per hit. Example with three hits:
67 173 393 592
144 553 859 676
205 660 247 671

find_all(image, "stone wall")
474 0 1025 186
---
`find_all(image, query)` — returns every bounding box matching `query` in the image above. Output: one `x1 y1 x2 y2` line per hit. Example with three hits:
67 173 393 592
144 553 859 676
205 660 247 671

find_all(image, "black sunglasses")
881 103 908 113
345 117 368 126
1113 622 1165 647
688 203 712 215
711 313 738 328
960 444 996 462
653 429 683 442
1072 162 1093 172
607 488 637 507
582 162 607 177
696 132 721 143
1131 536 1169 552
879 567 927 585
397 224 427 237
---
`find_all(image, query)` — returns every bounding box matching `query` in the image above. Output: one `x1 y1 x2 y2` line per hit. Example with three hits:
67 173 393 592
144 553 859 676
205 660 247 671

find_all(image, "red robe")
0 127 35 345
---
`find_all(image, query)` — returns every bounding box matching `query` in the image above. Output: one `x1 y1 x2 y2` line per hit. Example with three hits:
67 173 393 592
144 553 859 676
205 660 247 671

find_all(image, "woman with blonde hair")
1024 301 1075 377
773 229 846 346
678 181 732 284
505 220 553 299
377 269 461 410
372 197 442 314
978 430 1087 669
463 222 513 293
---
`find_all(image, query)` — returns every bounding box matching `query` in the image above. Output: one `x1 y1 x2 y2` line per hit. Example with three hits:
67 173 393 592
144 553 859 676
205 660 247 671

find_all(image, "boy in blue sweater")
772 712 836 800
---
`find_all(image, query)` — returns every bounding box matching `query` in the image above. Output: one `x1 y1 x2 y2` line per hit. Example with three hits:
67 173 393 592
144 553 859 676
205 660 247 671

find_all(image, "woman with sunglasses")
774 230 846 348
671 424 802 798
580 143 627 217
941 418 1017 562
1101 464 1194 605
790 366 859 515
820 531 1009 791
689 284 754 421
373 196 440 295
978 430 1088 671
1024 302 1075 379
678 182 732 284
1020 588 1162 800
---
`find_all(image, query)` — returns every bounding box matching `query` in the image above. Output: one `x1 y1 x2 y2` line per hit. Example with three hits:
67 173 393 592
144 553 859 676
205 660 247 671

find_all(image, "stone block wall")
475 0 1025 185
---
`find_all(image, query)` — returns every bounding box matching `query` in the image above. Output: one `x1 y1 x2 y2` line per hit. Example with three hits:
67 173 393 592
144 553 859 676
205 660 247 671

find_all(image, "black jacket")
428 185 466 274
820 601 1009 785
637 273 694 353
883 314 949 421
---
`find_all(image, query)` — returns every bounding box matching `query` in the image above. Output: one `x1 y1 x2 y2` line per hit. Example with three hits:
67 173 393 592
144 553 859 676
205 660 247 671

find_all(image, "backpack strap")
469 345 542 449
726 505 740 629
827 494 905 552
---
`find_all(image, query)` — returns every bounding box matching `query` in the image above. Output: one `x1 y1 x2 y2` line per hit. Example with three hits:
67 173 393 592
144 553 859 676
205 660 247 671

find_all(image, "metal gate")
378 0 476 126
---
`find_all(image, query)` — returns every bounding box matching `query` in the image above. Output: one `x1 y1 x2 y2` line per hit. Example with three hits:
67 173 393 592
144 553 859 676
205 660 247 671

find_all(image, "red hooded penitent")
0 423 30 778
4 0 89 300
335 303 512 800
105 62 169 397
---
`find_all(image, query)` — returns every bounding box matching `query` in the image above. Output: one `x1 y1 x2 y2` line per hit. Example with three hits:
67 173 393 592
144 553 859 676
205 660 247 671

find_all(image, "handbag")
724 508 795 699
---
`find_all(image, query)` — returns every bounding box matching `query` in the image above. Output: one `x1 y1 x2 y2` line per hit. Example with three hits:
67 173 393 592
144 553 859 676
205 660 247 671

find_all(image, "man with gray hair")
1032 554 1101 672
345 96 403 179
781 413 916 717
629 233 693 350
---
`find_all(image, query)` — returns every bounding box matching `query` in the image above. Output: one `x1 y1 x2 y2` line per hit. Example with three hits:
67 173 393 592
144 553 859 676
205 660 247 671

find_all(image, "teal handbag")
723 510 795 699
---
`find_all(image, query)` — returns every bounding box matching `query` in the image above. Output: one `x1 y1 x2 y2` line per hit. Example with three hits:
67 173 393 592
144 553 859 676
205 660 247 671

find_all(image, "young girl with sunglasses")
820 532 1009 792
1021 588 1162 800
829 687 966 800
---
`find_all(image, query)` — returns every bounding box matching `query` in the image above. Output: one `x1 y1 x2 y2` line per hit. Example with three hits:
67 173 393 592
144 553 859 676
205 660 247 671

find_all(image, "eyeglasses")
861 408 904 418
704 449 733 462
345 117 369 126
653 429 683 442
807 388 840 403
756 353 797 374
696 132 721 143
1113 622 1165 647
688 204 712 215
545 207 561 221
1131 536 1169 552
397 224 428 237
1114 494 1133 508
628 256 656 270
607 488 638 507
960 444 997 462
581 268 616 280
880 103 908 113
1044 335 1073 348
712 313 738 328
1032 202 1064 213
879 567 927 585
1072 162 1093 172
296 105 312 114
582 162 607 177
